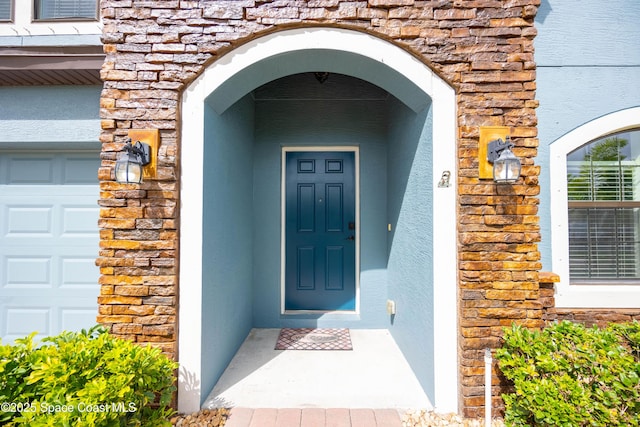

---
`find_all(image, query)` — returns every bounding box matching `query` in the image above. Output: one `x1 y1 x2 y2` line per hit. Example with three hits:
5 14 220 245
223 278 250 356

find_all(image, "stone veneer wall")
98 0 542 417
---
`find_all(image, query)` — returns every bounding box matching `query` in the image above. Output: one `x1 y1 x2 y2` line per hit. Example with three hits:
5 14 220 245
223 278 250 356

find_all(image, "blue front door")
285 151 356 311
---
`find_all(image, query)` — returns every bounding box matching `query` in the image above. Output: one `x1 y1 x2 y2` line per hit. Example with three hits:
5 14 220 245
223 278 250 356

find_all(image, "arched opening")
178 27 458 414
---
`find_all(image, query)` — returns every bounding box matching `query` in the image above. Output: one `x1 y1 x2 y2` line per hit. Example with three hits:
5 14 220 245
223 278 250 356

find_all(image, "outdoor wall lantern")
115 139 150 183
488 136 521 183
114 129 159 184
478 126 521 183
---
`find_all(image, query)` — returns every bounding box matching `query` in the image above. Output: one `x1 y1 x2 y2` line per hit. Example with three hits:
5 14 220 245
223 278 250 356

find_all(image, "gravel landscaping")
171 408 505 426
171 408 229 426
402 410 505 427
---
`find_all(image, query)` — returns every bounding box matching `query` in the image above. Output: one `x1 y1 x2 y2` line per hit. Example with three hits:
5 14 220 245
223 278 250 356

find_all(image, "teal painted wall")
201 95 255 405
386 96 435 400
202 72 436 403
251 73 436 400
252 78 391 328
0 86 101 147
535 0 640 269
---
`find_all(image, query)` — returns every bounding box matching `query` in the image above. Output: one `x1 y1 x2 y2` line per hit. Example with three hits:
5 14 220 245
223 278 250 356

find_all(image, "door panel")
325 246 345 290
297 247 315 290
285 151 356 311
297 184 315 232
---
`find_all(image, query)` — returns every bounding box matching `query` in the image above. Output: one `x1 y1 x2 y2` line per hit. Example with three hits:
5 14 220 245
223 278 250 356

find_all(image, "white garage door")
0 151 100 344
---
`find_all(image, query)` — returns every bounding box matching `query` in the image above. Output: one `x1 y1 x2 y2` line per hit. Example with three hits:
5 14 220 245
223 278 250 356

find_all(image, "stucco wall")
251 75 391 328
0 86 101 146
201 95 255 405
535 0 640 270
386 96 435 400
196 71 439 402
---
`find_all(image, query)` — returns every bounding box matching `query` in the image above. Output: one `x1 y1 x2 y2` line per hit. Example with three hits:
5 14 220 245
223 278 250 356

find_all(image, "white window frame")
0 0 101 36
550 107 640 308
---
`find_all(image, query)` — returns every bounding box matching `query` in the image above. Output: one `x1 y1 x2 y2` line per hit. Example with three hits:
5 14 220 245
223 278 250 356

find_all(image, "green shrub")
0 325 178 426
496 320 640 427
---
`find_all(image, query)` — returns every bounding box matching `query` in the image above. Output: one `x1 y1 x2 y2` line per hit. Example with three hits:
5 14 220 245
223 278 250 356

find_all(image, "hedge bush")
0 325 178 426
496 320 640 427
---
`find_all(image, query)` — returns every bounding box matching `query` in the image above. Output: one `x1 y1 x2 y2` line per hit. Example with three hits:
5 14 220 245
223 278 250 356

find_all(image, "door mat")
275 328 353 351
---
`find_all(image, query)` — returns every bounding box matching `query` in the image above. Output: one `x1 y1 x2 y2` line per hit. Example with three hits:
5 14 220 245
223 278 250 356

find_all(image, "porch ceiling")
253 72 390 101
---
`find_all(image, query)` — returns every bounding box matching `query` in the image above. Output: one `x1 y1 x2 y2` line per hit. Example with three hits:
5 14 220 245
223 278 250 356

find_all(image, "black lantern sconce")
115 139 150 184
478 126 521 183
487 136 521 183
114 129 159 184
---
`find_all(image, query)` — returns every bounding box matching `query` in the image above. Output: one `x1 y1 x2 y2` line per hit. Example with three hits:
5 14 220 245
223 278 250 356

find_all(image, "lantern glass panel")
115 154 143 183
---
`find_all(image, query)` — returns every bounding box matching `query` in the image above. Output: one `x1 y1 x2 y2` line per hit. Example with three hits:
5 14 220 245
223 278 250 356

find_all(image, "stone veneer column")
98 0 541 417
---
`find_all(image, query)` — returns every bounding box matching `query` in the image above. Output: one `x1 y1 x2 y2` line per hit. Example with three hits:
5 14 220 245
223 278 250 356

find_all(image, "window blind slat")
0 0 11 20
567 131 640 283
37 0 96 20
569 208 640 279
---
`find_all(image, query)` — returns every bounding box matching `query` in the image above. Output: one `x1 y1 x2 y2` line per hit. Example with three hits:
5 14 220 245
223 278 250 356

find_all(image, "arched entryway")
178 27 458 414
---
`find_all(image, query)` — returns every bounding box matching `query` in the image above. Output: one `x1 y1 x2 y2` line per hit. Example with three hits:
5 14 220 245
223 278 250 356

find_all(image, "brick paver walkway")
224 408 403 427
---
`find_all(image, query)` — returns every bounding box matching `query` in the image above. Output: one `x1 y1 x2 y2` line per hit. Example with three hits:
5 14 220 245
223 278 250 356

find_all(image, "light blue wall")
203 70 436 402
0 86 101 147
535 0 640 268
201 95 254 405
252 94 391 328
386 96 435 400
250 74 435 399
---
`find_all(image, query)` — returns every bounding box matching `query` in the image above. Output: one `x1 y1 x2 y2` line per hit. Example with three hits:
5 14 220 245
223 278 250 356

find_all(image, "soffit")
0 45 104 86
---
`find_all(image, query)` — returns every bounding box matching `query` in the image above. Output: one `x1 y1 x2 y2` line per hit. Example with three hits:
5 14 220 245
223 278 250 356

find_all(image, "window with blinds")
35 0 97 20
567 130 640 283
0 0 11 21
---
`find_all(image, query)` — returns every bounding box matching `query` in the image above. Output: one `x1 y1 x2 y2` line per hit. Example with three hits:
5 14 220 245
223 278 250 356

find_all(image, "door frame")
281 146 360 314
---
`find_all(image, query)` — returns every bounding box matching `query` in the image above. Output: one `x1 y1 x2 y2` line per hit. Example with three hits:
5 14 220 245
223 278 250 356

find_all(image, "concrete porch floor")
203 329 433 410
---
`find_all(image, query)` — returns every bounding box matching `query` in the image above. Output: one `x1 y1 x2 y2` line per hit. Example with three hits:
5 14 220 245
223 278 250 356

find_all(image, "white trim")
179 27 458 414
430 78 458 414
280 146 361 315
0 1 101 36
177 84 204 411
550 107 640 308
